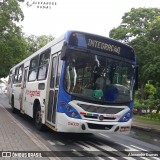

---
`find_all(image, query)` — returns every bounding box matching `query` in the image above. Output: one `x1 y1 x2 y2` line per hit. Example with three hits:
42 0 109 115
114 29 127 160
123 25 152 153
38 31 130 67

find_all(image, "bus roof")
10 30 135 71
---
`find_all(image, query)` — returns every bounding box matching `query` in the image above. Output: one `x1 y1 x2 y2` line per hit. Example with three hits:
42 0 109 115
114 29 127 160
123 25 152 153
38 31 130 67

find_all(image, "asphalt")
0 93 159 159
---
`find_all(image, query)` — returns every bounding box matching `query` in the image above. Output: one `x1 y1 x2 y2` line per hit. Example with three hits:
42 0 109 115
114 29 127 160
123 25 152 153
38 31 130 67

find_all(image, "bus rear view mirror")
61 41 68 60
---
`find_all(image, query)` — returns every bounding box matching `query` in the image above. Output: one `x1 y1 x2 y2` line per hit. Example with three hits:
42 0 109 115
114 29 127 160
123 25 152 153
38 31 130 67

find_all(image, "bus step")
20 110 25 114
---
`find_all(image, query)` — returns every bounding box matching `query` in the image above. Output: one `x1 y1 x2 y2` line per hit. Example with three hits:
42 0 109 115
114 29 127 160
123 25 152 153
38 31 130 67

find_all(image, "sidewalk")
0 104 56 160
132 118 160 135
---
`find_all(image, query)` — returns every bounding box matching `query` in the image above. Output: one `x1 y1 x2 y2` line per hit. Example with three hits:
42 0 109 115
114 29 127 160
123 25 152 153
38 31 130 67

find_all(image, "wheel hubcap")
36 111 41 124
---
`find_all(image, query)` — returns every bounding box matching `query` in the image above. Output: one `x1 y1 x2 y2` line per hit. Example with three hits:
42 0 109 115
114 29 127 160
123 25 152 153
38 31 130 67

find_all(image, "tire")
11 97 16 113
35 106 44 131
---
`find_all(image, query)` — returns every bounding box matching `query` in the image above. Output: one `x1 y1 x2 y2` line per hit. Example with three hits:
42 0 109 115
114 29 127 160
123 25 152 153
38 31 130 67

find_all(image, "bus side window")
17 65 24 83
14 68 19 83
37 50 50 80
28 56 39 82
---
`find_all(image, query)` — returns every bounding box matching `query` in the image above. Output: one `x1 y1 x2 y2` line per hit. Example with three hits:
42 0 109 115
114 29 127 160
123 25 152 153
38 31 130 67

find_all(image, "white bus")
7 31 138 133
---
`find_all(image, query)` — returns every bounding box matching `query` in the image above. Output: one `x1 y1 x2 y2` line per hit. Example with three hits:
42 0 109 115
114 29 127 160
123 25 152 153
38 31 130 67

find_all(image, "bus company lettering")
26 90 40 97
88 39 121 54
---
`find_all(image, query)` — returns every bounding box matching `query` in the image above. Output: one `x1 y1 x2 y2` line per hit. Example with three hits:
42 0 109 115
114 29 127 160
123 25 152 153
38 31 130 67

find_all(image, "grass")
133 114 160 125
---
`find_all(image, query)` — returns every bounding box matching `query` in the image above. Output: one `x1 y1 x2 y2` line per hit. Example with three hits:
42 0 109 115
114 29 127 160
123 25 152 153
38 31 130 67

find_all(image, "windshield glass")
64 51 135 104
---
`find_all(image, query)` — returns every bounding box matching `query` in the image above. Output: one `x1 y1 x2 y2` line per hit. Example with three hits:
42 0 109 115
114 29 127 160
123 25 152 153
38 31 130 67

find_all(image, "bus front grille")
78 103 124 114
87 123 113 130
84 115 116 120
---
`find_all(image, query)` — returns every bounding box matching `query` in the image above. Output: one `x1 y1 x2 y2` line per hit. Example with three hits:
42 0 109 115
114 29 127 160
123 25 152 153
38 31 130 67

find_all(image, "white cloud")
20 0 160 38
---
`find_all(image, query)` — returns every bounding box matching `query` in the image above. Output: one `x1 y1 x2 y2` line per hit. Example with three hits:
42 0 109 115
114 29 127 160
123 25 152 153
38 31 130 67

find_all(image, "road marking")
47 140 65 146
107 157 118 160
119 143 157 160
130 145 147 151
152 158 160 160
70 149 84 157
99 133 110 138
89 141 117 151
75 141 99 151
123 158 137 160
0 104 60 160
118 143 139 151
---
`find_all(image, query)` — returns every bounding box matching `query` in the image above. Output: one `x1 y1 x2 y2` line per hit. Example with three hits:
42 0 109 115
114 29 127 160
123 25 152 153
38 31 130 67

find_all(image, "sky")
20 0 160 38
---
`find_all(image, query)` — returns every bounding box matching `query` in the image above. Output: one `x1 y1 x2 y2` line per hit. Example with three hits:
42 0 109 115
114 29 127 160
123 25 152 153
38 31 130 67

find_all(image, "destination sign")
87 39 121 55
67 32 135 61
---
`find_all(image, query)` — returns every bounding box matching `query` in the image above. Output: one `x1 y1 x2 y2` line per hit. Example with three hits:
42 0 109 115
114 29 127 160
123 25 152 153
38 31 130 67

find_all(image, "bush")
144 113 160 120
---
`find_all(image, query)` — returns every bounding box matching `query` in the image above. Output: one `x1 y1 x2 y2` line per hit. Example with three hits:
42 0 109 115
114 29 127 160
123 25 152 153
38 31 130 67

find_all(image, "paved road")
0 94 160 160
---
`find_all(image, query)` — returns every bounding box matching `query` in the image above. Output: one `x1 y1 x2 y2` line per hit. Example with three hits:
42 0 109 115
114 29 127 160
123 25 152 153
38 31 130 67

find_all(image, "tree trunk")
156 104 160 113
141 83 145 100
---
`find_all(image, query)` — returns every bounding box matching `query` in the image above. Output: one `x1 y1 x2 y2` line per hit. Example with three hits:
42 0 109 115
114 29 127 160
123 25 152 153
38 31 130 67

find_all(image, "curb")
131 125 160 135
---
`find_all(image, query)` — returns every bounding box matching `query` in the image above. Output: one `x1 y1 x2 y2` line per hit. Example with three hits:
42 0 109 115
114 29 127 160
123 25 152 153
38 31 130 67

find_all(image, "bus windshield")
64 50 135 104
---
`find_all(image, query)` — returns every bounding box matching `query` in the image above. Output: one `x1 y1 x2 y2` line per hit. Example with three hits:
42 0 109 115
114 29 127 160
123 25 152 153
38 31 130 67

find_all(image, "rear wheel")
35 106 44 131
11 97 16 113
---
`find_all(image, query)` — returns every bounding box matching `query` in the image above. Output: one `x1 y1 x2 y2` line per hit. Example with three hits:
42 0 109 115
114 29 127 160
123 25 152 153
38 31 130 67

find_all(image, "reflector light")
93 113 99 117
86 113 92 116
80 112 86 115
60 102 66 106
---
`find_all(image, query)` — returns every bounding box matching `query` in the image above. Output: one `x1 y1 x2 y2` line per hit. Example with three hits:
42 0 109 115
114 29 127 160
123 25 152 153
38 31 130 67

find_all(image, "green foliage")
110 8 160 42
144 83 156 99
0 0 27 77
144 113 160 121
109 8 160 105
26 35 54 54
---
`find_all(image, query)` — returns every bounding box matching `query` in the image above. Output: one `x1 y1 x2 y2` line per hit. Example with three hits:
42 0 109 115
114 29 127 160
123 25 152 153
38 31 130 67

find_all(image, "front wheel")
35 107 44 131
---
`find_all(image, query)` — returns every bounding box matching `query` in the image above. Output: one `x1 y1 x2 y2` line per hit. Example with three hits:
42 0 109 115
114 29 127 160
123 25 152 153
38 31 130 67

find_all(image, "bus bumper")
56 113 132 134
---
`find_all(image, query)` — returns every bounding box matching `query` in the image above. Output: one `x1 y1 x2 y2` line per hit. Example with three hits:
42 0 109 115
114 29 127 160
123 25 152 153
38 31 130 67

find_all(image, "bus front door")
21 68 28 114
47 54 60 125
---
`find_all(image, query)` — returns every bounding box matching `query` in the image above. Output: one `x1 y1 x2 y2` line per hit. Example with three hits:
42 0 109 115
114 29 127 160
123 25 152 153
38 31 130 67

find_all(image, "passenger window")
28 56 39 82
37 50 50 81
38 65 48 80
28 70 37 81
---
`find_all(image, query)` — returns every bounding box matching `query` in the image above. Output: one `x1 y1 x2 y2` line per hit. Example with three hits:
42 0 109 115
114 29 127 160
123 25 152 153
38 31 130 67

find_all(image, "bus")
7 31 138 134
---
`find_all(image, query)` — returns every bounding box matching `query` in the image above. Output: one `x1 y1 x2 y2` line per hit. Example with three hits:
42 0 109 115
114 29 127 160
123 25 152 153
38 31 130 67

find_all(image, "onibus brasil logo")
26 0 57 9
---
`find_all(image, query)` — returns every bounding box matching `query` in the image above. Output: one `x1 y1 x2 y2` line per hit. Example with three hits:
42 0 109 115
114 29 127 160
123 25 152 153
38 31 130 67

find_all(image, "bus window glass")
56 55 63 87
37 50 50 80
28 56 39 82
38 65 47 80
30 56 39 69
39 51 50 65
28 70 37 81
64 51 135 104
17 65 23 83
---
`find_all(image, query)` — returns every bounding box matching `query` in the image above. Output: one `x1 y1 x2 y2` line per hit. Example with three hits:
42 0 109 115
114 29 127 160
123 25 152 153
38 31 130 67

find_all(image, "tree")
109 8 160 100
0 0 28 77
26 35 54 55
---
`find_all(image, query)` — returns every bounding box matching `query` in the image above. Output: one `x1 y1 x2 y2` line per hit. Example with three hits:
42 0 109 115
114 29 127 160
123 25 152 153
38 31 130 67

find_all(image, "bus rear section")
47 31 137 134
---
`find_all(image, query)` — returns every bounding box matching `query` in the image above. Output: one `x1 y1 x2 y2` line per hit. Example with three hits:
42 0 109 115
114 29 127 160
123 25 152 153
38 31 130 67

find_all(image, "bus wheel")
11 97 16 113
35 107 44 131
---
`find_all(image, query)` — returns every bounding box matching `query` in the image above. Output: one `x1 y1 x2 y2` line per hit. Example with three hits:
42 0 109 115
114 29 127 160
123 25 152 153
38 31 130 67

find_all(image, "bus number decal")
68 122 79 126
26 90 40 97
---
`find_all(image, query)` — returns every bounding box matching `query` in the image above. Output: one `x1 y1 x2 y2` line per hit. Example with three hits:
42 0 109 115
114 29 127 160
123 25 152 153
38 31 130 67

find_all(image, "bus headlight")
62 104 81 119
71 112 76 118
119 111 132 122
123 116 127 122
